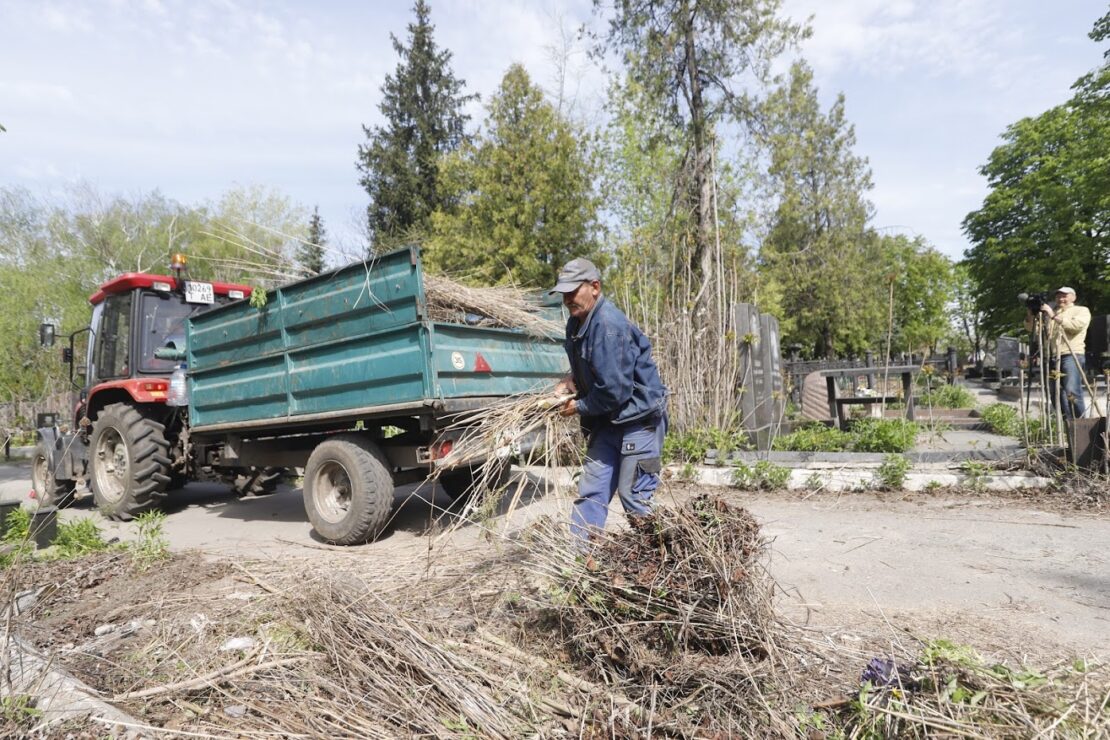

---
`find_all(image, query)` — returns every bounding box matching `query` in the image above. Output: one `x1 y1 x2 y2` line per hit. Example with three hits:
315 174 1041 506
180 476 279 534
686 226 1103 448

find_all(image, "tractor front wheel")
89 404 172 520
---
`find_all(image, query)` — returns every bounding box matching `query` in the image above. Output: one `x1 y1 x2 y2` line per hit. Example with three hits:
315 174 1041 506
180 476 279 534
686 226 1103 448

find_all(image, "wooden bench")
820 366 919 430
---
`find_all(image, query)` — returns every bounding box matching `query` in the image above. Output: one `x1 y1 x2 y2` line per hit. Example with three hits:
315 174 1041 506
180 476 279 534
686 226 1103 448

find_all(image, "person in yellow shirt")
1024 287 1091 419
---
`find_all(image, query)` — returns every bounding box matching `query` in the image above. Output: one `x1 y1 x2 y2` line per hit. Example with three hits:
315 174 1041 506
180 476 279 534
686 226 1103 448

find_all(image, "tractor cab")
42 255 253 425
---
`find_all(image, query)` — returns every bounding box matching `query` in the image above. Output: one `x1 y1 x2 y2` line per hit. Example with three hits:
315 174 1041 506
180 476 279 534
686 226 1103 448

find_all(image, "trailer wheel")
89 404 171 520
439 461 511 502
303 437 393 545
31 440 76 507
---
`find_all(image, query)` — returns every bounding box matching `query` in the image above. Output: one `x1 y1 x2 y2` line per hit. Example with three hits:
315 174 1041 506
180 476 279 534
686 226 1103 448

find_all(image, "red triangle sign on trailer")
474 353 492 373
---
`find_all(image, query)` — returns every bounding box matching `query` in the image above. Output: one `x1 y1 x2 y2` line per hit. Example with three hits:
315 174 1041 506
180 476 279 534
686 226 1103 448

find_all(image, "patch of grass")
130 510 170 570
731 461 791 491
847 418 919 453
53 517 109 558
772 423 852 452
918 383 976 409
2 507 31 544
877 454 911 490
664 427 749 464
774 419 919 454
980 403 1020 437
0 694 42 725
0 508 34 568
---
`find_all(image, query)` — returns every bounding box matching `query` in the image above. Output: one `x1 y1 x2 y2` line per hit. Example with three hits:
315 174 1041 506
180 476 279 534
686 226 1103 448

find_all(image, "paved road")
3 459 1107 656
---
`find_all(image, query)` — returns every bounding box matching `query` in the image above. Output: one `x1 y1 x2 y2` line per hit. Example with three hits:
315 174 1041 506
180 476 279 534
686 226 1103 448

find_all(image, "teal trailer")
183 246 568 543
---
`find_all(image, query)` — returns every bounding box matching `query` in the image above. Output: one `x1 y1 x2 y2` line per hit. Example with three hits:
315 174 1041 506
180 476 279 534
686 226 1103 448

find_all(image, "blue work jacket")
564 296 667 432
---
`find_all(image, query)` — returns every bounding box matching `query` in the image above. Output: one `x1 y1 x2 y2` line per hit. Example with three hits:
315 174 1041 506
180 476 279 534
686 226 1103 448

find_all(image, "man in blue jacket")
550 257 668 541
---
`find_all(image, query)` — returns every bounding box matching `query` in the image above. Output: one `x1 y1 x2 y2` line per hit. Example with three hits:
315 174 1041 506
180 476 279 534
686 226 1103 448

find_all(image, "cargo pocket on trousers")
636 457 661 476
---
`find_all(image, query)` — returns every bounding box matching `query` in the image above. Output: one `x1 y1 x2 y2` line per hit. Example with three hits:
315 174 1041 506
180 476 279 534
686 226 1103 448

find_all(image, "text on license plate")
184 281 214 304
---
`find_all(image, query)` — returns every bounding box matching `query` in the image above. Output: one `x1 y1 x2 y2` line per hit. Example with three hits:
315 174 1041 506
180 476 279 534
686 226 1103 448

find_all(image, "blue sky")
0 0 1104 262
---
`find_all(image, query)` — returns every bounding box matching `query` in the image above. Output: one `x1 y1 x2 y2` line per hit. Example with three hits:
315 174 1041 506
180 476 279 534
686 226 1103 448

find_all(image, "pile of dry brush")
7 494 1108 738
424 274 564 338
526 493 788 735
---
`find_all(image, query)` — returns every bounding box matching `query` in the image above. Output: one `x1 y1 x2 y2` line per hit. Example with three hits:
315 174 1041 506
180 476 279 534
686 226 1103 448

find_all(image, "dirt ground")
2 459 1109 735
2 459 1107 660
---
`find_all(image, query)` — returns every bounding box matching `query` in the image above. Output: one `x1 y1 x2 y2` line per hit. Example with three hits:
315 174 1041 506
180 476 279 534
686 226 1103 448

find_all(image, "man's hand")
554 377 576 396
1040 303 1055 319
558 398 578 417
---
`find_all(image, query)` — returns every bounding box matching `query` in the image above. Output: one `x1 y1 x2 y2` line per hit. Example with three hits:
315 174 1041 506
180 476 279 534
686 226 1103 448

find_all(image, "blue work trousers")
1050 354 1086 420
570 416 665 541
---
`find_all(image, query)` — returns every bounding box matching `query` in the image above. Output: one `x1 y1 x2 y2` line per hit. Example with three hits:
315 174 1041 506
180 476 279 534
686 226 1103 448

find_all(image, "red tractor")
31 255 275 518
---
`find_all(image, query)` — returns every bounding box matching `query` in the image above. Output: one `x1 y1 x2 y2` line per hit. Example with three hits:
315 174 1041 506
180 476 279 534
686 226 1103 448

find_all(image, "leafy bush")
772 423 852 452
773 419 918 454
918 384 976 409
877 454 911 489
980 403 1020 437
731 461 791 490
0 508 34 568
848 418 919 453
978 403 1052 444
664 427 749 464
53 517 109 558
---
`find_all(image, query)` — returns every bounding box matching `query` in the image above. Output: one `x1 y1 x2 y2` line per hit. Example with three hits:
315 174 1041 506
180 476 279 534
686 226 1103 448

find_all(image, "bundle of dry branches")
431 389 582 525
424 274 564 338
527 494 786 735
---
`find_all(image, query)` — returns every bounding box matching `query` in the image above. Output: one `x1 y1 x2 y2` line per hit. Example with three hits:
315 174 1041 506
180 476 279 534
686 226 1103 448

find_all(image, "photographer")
1024 287 1091 419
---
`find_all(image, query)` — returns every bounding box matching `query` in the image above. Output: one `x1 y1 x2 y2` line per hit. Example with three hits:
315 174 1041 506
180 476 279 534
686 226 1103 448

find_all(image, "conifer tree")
299 206 327 275
425 64 599 288
357 0 475 252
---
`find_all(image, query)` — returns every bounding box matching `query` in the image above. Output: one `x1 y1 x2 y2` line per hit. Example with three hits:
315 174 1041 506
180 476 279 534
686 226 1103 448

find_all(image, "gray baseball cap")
549 257 601 294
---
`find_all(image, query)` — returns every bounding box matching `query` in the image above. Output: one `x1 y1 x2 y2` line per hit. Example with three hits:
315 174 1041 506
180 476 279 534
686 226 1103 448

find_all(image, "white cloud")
784 0 1027 84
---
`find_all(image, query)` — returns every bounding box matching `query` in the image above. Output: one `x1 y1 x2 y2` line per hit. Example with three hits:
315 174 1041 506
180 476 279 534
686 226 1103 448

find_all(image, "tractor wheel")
303 436 393 545
89 403 171 520
30 440 76 508
231 467 288 497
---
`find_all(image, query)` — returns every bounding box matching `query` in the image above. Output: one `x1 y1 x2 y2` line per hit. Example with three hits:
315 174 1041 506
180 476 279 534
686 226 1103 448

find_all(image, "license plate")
184 281 214 304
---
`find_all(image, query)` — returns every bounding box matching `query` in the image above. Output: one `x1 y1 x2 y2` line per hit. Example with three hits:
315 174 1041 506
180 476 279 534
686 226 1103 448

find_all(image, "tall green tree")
592 0 806 307
883 235 955 355
299 206 327 275
962 10 1109 336
424 64 600 288
357 0 475 252
758 61 879 358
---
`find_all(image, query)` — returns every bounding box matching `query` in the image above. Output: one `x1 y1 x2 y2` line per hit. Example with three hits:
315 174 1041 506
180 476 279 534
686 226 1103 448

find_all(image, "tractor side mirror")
61 347 73 363
39 322 56 348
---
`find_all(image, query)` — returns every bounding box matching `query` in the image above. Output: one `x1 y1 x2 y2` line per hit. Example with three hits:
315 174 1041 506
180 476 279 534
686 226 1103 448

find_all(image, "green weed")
919 384 976 409
53 517 109 558
731 461 791 491
979 403 1020 437
0 509 34 568
130 510 170 570
848 418 919 453
773 423 852 452
960 460 990 490
664 427 749 464
877 454 911 490
0 694 42 724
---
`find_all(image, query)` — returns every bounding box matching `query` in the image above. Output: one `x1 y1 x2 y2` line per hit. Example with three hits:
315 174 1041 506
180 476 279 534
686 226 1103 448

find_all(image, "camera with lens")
1017 292 1050 312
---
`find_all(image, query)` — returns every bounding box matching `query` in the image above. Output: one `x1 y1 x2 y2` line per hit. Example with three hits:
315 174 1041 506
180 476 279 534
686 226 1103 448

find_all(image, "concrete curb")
716 448 1027 465
676 464 1053 492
